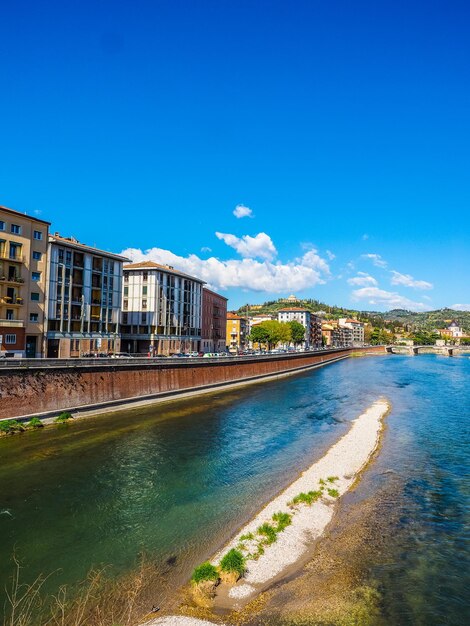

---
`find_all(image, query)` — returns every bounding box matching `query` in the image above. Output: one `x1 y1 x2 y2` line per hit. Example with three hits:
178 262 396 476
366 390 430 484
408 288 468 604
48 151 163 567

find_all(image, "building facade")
0 205 50 357
226 312 248 353
120 261 204 355
201 288 228 353
45 234 128 358
277 307 322 349
338 318 365 346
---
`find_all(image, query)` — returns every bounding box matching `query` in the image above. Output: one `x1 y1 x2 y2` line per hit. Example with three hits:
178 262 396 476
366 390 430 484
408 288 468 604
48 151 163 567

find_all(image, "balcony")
0 319 24 327
0 275 24 285
0 297 23 306
0 251 25 263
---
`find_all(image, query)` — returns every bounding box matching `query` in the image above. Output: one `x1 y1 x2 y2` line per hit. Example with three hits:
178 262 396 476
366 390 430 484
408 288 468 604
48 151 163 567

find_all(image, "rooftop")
50 233 130 262
0 204 51 226
227 312 245 320
124 260 205 283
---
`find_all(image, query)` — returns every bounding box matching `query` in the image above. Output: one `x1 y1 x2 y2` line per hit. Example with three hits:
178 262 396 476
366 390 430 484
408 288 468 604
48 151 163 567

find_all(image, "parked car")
110 352 134 359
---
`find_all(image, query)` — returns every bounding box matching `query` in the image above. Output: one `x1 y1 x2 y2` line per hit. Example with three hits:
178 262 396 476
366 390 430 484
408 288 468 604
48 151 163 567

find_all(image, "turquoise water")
0 354 468 624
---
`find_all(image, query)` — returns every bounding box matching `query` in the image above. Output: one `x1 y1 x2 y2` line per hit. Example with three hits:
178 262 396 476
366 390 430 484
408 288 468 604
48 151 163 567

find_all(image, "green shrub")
220 549 245 576
289 490 323 506
319 478 326 486
0 420 25 434
272 511 292 531
327 488 339 498
191 562 219 584
251 544 264 560
55 411 73 423
327 476 339 483
26 417 43 429
240 532 254 541
257 522 278 545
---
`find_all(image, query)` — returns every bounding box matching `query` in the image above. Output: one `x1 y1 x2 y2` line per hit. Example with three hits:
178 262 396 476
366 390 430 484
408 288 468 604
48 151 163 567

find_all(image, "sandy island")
142 398 389 625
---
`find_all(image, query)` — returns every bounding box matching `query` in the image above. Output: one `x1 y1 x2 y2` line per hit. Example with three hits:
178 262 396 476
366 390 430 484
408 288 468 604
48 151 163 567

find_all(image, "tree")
250 320 292 349
248 325 270 348
288 320 305 346
278 322 292 345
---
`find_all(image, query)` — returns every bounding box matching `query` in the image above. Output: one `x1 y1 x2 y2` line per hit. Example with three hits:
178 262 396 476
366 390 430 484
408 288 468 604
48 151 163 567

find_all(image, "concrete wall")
0 347 385 420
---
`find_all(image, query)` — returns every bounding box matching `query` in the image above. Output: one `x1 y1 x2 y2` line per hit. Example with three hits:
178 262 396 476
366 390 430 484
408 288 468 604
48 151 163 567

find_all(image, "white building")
277 307 322 348
45 234 128 358
338 318 365 347
120 261 204 355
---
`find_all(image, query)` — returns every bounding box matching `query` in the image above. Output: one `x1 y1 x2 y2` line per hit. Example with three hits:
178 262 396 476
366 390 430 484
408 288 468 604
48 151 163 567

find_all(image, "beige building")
226 312 248 353
0 205 50 357
338 318 365 346
45 234 128 358
120 261 204 355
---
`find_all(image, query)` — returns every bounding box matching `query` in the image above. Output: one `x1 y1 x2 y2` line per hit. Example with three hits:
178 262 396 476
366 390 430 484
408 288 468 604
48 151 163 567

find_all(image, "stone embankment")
0 347 384 420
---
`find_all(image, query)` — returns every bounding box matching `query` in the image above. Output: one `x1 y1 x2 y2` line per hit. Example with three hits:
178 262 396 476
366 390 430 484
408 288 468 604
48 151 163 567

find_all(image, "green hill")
235 300 470 333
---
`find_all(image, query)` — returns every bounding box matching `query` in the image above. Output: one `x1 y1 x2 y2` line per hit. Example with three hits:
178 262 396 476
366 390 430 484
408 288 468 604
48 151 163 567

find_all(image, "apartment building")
201 288 228 353
45 234 128 357
120 261 204 355
226 312 248 353
277 307 323 349
338 318 365 346
0 205 50 357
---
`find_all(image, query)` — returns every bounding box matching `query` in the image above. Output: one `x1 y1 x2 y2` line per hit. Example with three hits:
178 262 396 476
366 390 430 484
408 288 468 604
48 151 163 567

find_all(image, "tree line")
248 320 306 350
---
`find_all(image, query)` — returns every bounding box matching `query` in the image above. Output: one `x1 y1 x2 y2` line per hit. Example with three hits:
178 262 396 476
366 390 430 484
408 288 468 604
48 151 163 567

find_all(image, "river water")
0 354 468 624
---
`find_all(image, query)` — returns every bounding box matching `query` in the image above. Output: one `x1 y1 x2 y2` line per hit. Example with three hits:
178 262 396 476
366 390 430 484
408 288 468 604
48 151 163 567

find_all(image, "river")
0 354 468 624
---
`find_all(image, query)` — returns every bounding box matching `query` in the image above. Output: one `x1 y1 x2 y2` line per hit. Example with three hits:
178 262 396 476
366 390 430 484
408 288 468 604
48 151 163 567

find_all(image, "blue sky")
1 0 469 312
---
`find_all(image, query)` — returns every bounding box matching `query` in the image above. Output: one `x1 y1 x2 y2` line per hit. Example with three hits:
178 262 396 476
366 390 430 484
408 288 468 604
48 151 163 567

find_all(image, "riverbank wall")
0 347 385 420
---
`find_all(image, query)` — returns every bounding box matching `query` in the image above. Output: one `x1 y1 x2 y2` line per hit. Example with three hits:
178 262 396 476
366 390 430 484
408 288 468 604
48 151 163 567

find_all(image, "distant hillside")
235 300 470 333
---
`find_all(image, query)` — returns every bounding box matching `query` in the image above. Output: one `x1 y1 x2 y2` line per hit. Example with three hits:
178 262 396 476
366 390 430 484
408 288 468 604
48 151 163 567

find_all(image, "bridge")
386 345 470 356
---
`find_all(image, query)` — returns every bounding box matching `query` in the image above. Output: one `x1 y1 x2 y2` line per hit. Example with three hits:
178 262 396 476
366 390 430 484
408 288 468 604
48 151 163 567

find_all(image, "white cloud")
347 272 378 287
361 253 388 268
233 204 253 219
121 246 331 293
300 249 331 275
351 287 427 311
390 270 433 290
451 303 470 311
326 250 335 260
200 246 212 253
215 231 277 261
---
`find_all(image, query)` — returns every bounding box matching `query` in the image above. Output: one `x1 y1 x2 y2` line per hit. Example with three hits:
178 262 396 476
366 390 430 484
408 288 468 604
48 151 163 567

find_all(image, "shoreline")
144 398 390 625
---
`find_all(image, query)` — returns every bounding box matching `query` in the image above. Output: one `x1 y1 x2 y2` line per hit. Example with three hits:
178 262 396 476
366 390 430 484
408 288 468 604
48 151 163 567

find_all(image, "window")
6 309 14 320
141 312 147 324
33 251 42 261
143 272 148 281
0 220 5 231
122 313 128 324
142 286 147 295
11 224 21 234
33 230 43 240
124 273 128 282
124 286 128 296
30 313 39 322
32 271 41 281
142 299 147 309
123 299 128 310
31 292 40 301
5 334 16 344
